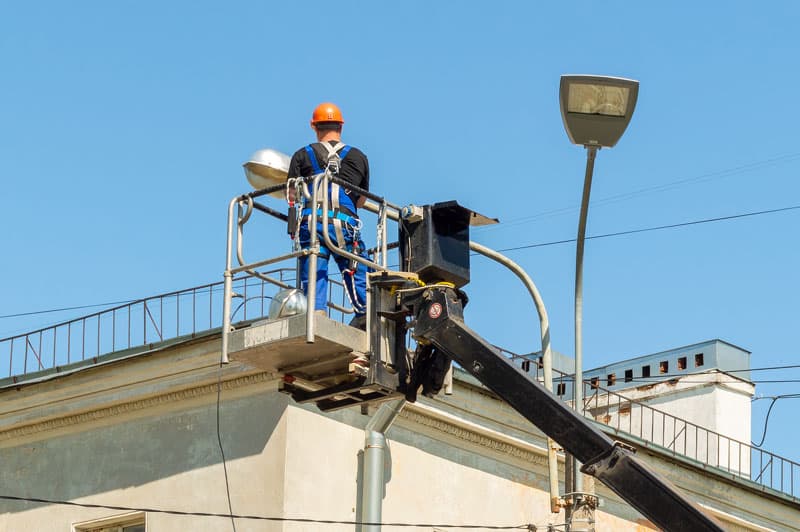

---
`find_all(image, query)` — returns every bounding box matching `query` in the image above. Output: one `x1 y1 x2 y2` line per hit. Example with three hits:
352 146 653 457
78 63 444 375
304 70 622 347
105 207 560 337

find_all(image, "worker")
287 102 370 330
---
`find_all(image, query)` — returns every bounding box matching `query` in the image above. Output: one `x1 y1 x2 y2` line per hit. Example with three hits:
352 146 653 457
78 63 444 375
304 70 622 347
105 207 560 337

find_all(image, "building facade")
1 327 798 532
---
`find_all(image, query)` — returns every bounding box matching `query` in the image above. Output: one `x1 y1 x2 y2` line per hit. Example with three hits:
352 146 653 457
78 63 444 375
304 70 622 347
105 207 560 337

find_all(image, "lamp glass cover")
567 83 630 117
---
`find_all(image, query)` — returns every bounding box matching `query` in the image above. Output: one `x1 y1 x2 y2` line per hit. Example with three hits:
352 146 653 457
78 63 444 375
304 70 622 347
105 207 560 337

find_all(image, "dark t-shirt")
287 141 369 209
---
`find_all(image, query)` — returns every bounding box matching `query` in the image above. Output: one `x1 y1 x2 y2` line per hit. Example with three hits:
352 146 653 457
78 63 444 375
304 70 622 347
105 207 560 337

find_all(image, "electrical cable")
216 364 237 532
558 377 800 385
0 494 533 529
476 151 800 232
5 203 798 327
751 396 777 447
520 362 800 379
0 299 138 320
750 394 800 447
489 204 800 254
0 276 277 323
0 278 270 340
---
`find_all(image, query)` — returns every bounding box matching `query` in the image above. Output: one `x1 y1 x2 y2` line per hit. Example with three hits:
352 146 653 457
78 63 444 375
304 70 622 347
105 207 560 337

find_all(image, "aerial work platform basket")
226 312 399 411
220 159 494 411
221 164 412 411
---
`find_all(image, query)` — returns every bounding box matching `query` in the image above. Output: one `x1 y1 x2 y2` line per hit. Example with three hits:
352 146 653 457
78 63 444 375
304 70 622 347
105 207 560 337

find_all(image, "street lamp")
560 75 639 148
559 74 639 508
243 148 291 198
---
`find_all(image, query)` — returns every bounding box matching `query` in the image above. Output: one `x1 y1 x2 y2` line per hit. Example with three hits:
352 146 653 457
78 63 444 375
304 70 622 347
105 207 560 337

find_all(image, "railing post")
305 174 323 344
221 197 238 364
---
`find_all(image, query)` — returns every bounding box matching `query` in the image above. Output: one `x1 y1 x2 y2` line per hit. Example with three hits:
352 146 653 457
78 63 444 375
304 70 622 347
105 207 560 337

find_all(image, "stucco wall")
0 335 795 532
0 380 289 532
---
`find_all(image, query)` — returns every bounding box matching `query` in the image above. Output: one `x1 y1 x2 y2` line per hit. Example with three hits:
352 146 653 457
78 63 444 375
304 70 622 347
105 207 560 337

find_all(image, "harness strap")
330 180 347 248
300 208 357 225
318 141 346 158
304 145 322 174
306 142 349 172
312 142 349 246
303 142 353 246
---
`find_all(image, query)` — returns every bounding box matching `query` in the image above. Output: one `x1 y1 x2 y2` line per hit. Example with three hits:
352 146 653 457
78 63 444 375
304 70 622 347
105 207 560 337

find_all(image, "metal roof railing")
507 351 799 501
0 269 351 382
579 379 799 500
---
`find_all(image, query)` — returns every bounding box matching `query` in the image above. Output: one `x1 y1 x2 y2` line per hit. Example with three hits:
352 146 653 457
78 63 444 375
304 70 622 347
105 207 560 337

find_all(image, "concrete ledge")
228 314 367 380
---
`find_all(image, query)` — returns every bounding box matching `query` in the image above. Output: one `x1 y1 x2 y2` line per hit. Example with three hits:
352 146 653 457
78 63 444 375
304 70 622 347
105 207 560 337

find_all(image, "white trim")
698 503 776 532
72 510 146 531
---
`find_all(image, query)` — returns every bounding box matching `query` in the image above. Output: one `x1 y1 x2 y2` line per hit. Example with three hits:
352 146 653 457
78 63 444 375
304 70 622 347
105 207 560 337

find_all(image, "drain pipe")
362 399 405 532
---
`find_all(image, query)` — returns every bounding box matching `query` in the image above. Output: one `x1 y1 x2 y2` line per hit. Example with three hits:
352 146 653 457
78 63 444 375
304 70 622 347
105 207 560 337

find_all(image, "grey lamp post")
559 75 639 507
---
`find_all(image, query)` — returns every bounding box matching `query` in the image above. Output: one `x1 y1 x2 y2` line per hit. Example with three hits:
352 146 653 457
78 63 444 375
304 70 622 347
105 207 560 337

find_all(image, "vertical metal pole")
305 175 322 343
572 145 598 499
221 197 238 364
126 306 130 348
380 202 388 268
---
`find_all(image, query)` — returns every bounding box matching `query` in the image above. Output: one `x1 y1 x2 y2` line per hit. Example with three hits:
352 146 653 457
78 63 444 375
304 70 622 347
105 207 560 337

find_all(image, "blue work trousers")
298 220 368 316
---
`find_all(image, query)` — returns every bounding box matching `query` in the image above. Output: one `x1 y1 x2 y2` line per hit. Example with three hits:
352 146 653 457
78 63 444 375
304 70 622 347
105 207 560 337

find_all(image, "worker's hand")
287 185 297 203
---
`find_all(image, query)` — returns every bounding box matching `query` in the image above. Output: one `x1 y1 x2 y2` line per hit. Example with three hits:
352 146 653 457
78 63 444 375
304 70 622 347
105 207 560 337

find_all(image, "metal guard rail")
221 170 403 361
507 351 800 501
0 269 353 382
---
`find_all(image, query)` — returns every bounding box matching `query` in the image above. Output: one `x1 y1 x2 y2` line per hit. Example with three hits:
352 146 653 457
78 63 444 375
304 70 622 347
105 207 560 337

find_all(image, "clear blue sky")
2 2 799 461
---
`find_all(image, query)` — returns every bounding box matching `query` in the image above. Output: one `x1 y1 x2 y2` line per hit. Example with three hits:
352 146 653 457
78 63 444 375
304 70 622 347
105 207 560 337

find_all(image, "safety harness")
294 142 366 315
300 142 361 253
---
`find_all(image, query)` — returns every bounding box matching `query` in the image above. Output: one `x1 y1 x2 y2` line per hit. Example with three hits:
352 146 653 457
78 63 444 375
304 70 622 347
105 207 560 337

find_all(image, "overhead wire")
0 299 137 320
544 363 800 384
0 494 534 529
476 151 800 232
750 394 800 447
216 364 237 532
488 204 800 254
3 153 799 330
585 378 800 385
540 363 800 379
0 279 264 340
6 202 799 328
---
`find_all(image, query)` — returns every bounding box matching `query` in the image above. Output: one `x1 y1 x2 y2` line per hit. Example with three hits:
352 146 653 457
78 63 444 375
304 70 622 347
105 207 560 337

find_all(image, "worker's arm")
286 152 303 203
356 151 369 210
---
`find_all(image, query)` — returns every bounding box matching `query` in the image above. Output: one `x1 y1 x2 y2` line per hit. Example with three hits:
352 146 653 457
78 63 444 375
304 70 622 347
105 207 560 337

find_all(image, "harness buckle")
326 153 341 174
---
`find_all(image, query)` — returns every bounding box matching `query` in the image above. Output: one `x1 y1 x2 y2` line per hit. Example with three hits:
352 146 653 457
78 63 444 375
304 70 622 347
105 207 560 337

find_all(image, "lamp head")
559 75 639 148
243 148 291 198
268 289 308 320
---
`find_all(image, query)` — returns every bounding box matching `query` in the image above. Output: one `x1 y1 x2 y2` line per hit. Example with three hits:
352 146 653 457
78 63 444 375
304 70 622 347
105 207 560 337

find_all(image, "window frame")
73 511 146 532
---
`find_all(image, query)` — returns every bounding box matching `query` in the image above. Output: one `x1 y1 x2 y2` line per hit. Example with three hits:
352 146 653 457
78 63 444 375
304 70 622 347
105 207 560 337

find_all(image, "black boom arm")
404 286 723 532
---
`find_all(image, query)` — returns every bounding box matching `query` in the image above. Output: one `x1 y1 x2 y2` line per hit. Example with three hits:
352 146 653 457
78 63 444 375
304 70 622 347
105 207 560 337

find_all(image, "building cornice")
399 402 551 467
0 372 273 444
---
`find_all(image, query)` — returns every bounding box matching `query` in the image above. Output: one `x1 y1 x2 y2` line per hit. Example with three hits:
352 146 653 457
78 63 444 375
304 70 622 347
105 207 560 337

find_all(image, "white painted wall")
0 339 789 532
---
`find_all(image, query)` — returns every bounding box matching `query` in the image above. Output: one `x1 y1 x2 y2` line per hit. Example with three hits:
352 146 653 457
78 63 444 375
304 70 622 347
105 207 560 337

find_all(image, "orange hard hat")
311 102 344 125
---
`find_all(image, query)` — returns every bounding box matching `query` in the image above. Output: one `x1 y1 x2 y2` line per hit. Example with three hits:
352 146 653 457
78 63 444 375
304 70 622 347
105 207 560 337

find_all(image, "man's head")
310 102 344 141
